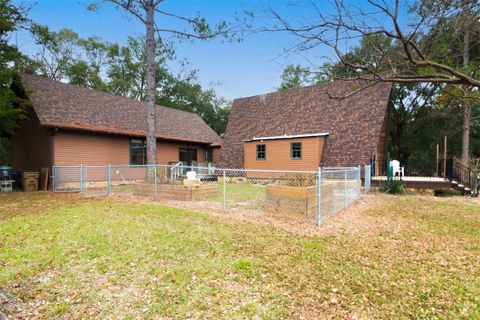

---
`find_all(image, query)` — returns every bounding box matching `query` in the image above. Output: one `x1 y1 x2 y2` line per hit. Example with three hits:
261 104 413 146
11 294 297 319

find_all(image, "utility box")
23 171 39 192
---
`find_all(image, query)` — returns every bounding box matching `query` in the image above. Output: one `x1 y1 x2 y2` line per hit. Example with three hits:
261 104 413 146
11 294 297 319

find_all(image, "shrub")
434 188 462 197
380 179 406 194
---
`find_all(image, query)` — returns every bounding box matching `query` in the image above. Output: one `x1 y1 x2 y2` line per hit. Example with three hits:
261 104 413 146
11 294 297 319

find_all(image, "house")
220 79 392 172
12 74 222 174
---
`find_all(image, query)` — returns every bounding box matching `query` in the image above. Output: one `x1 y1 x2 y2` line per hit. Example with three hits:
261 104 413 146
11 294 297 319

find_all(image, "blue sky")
11 0 365 100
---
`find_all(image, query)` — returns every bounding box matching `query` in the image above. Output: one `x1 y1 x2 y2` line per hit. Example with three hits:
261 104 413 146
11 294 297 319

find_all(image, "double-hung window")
130 139 147 165
290 142 302 160
256 144 266 160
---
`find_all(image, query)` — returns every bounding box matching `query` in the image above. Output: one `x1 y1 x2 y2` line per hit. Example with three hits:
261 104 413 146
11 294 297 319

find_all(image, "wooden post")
436 144 439 177
443 136 447 178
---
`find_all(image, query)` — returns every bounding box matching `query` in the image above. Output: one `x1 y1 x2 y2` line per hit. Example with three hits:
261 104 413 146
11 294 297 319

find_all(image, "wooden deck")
371 176 452 189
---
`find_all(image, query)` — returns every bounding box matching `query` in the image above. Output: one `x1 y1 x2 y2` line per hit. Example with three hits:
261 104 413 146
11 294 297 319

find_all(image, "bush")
434 188 462 197
380 179 406 194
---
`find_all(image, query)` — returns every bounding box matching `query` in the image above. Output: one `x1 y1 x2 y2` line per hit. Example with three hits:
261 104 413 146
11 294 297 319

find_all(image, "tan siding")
12 107 53 171
157 141 206 164
54 131 129 165
212 146 221 163
198 146 206 162
244 137 325 171
53 130 209 166
157 141 180 164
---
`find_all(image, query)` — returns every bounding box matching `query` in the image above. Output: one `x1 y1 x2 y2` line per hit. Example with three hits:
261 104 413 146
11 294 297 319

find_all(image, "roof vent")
259 94 266 105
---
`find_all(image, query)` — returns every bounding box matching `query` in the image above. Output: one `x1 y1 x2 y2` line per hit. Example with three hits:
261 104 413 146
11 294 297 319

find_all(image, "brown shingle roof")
220 80 392 168
21 73 222 145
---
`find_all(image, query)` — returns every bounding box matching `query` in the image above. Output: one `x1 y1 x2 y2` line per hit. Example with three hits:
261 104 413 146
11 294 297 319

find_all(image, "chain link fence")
52 166 82 192
53 164 364 226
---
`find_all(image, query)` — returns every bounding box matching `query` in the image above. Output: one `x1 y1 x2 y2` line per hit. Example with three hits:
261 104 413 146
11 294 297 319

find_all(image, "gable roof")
220 79 392 168
20 73 222 145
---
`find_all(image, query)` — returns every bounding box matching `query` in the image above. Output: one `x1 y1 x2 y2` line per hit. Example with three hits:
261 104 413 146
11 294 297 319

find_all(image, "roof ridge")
232 76 386 102
20 73 203 118
233 79 344 102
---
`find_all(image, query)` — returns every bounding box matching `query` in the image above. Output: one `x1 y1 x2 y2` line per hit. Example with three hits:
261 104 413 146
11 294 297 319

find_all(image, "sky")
10 0 383 100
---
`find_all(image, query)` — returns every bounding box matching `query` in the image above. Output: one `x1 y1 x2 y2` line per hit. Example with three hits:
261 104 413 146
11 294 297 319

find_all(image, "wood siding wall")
53 131 129 166
52 130 208 166
12 107 53 172
212 146 221 164
157 140 206 164
243 137 325 171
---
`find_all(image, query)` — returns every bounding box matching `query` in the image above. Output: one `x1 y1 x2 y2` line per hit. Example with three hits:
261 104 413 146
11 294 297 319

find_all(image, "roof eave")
43 122 215 145
244 132 330 142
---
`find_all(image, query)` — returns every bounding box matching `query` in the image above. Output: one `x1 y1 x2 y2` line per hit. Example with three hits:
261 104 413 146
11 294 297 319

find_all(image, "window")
205 148 213 163
291 142 302 160
130 139 147 165
179 147 198 165
256 144 266 160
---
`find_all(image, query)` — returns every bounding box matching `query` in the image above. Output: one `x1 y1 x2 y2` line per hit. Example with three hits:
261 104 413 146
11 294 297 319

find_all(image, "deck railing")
371 157 479 192
371 158 453 178
451 159 479 190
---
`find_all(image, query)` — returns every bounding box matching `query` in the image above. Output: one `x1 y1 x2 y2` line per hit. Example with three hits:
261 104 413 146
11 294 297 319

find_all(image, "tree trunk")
460 15 470 166
462 102 471 165
145 0 157 168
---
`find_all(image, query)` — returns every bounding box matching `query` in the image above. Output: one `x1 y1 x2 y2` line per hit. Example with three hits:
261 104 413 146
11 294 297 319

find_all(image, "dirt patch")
0 285 22 320
110 193 396 238
0 192 83 221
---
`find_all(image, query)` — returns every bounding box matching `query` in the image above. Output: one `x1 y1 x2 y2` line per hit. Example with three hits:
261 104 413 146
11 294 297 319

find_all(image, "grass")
0 192 479 319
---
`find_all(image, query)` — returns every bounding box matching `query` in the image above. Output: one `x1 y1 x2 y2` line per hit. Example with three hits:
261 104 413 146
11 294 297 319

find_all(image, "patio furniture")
0 179 14 192
390 160 404 177
0 166 14 192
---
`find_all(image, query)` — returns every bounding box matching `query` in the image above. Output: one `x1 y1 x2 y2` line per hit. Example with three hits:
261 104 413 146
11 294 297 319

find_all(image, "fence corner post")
344 169 347 208
316 167 322 227
79 164 84 196
357 165 361 199
107 164 111 195
223 170 226 211
52 166 56 192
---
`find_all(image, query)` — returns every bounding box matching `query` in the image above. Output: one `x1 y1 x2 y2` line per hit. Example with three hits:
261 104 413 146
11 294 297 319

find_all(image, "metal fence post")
52 166 56 192
364 165 371 194
357 165 361 199
364 165 367 194
80 164 84 196
154 165 157 198
344 170 347 208
223 170 226 211
107 164 111 195
316 167 322 227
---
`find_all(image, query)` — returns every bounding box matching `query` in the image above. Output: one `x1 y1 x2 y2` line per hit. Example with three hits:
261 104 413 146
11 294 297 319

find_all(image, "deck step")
458 184 465 189
451 180 458 186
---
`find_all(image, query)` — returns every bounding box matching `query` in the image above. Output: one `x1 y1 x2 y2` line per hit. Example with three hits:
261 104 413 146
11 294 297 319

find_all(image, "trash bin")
23 171 39 192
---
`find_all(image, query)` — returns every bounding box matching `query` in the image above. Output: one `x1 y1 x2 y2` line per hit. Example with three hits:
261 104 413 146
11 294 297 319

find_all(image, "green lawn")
0 192 479 319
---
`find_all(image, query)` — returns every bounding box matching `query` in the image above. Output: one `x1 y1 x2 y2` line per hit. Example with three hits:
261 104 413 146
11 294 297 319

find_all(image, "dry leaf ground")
0 191 479 319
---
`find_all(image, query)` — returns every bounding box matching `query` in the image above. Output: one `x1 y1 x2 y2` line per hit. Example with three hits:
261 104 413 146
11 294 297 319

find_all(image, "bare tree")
266 0 479 164
265 0 480 87
90 0 236 169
